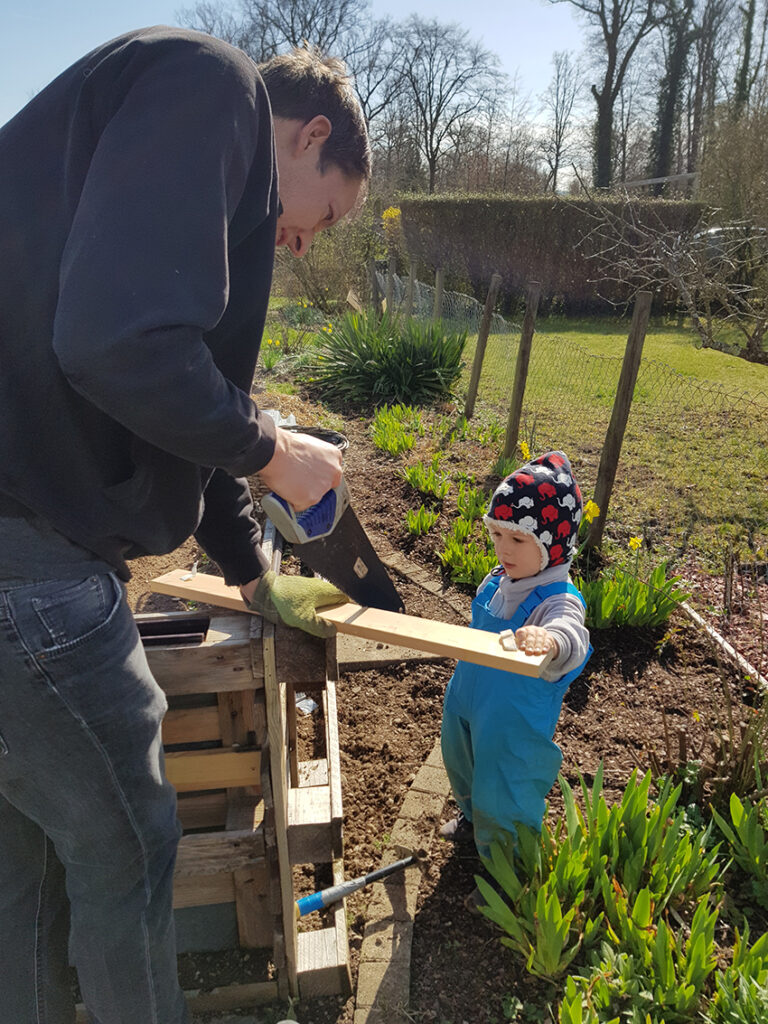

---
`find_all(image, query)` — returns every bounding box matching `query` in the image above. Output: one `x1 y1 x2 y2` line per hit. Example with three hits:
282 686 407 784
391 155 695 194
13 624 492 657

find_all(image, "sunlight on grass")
459 315 768 570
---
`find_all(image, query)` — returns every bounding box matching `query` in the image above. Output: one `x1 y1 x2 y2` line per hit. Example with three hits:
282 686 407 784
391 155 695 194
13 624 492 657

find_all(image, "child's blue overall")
441 576 592 859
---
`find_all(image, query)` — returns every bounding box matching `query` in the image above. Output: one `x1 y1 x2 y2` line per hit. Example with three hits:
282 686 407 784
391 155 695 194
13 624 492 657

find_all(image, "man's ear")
297 114 332 154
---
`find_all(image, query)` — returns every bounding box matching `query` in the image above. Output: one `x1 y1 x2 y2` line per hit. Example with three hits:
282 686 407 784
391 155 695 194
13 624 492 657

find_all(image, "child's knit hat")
483 451 583 571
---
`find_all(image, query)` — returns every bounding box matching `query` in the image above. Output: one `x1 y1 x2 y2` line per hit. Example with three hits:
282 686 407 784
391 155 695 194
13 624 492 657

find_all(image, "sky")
2 0 585 128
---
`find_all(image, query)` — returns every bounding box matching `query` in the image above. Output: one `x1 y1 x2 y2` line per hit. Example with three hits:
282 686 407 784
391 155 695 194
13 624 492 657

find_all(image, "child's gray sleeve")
523 593 590 682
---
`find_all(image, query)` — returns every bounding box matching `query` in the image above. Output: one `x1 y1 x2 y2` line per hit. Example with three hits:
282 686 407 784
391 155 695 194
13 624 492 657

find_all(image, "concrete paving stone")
388 818 426 856
354 1007 412 1024
354 1006 411 1024
411 763 451 797
360 917 414 963
355 960 409 1010
365 875 415 923
398 788 446 822
425 743 445 769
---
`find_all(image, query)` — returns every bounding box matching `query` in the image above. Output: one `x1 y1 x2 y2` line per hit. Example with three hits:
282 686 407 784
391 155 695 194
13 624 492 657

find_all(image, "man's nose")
289 228 316 258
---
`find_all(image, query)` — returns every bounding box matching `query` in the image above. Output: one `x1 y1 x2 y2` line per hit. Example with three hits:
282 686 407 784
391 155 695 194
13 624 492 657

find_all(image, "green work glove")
245 570 347 638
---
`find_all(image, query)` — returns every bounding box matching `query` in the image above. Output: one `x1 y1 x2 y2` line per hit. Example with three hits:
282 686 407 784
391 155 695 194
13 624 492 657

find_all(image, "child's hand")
515 626 559 658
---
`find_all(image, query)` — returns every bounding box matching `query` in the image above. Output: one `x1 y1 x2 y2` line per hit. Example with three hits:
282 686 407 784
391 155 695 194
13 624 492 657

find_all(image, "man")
0 25 370 1023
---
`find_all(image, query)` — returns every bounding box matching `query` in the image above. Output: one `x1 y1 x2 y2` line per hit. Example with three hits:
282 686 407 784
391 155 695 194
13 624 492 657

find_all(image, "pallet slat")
150 569 553 675
165 747 261 792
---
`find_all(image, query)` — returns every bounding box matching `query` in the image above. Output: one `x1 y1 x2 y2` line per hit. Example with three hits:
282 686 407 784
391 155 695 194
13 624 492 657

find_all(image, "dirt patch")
123 390 765 1023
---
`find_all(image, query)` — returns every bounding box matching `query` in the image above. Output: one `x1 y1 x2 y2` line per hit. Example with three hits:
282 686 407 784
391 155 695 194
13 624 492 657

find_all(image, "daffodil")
583 500 600 524
628 536 642 551
519 440 531 461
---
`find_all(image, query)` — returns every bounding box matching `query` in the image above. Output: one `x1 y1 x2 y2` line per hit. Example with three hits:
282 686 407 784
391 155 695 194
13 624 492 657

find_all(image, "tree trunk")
592 88 613 188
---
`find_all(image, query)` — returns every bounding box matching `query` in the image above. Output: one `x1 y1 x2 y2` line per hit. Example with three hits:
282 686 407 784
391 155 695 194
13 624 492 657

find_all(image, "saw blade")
291 505 405 613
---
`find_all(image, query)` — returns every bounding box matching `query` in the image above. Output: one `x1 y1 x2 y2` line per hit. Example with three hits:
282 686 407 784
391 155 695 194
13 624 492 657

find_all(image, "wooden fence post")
464 272 502 419
404 257 417 318
586 290 652 549
432 267 444 322
385 255 397 313
503 282 541 459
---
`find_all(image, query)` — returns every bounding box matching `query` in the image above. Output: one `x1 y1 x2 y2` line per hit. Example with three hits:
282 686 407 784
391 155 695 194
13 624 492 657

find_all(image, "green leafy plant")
705 926 768 1023
307 311 466 406
575 561 689 628
403 455 451 500
438 530 497 586
370 404 422 456
280 298 326 327
457 480 490 521
564 900 718 1023
260 336 284 370
491 453 518 477
476 767 722 986
712 792 768 909
405 504 440 536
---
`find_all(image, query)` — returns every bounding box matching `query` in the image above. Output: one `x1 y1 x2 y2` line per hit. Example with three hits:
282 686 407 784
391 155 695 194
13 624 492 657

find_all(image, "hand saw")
261 478 405 613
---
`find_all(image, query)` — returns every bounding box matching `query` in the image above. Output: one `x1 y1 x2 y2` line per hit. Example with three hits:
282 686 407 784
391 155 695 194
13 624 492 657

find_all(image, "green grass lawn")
537 314 768 393
460 314 768 572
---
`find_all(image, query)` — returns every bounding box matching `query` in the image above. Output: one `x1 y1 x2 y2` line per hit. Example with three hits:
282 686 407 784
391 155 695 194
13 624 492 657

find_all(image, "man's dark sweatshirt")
0 26 281 584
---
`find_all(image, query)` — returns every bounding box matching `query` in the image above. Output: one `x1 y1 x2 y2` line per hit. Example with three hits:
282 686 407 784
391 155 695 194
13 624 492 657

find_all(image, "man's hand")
258 428 343 511
514 626 559 658
241 570 348 637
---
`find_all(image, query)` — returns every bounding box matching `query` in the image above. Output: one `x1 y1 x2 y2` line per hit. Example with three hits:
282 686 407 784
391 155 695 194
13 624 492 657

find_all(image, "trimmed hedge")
398 195 708 315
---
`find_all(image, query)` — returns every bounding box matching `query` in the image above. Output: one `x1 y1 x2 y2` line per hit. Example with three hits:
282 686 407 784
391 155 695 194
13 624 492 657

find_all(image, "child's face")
487 523 542 580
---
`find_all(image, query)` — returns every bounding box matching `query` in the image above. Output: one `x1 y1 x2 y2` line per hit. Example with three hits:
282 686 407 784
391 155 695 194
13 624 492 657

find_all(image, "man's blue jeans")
0 573 189 1024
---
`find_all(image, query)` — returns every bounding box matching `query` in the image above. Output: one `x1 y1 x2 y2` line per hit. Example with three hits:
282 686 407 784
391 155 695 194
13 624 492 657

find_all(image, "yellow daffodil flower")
583 500 600 523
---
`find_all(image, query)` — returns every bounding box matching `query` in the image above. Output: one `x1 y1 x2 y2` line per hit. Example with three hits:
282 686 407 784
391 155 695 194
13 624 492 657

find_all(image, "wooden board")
151 569 553 676
164 747 261 792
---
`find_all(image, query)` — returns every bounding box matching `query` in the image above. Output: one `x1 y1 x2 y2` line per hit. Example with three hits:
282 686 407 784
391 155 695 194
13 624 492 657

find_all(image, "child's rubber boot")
439 809 474 844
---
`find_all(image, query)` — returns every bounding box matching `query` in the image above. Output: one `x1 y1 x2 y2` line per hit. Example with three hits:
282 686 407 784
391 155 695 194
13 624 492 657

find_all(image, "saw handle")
262 478 350 545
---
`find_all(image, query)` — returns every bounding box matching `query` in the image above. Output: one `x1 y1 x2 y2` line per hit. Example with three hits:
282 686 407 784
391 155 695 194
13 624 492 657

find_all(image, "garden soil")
124 389 767 1024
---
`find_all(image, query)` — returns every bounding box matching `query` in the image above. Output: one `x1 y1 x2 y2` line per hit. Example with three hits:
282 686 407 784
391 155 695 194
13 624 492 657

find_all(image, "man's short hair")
258 48 371 182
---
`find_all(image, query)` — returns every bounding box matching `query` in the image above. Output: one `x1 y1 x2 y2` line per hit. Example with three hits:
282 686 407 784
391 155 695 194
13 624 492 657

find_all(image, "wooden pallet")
76 525 350 1018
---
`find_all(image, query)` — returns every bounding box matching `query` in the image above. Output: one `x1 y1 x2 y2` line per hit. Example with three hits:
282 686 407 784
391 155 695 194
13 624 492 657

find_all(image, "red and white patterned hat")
483 451 583 570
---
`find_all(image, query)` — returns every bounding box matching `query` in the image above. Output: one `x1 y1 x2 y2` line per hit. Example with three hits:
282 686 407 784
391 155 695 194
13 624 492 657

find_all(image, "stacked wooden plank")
134 525 350 1013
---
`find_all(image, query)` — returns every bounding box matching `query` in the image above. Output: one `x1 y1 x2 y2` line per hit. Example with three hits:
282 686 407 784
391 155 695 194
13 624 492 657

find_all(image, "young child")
440 450 592 875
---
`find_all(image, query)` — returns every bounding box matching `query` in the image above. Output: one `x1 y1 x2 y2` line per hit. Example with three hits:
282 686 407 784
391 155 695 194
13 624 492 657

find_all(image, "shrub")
307 311 466 406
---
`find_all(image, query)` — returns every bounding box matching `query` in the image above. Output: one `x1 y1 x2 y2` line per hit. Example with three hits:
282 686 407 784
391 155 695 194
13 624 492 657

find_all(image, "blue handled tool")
295 849 427 917
261 479 404 613
261 479 351 545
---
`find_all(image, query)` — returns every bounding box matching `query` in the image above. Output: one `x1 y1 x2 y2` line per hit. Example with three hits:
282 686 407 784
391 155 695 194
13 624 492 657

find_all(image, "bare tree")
648 0 699 193
240 0 368 59
683 0 731 178
176 1 255 50
733 0 768 116
396 16 501 194
539 51 583 192
343 18 404 141
177 0 370 62
614 66 653 183
578 179 768 362
549 0 665 187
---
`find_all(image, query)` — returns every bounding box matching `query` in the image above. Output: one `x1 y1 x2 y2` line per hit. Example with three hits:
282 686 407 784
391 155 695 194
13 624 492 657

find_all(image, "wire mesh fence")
376 268 512 335
378 268 768 569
